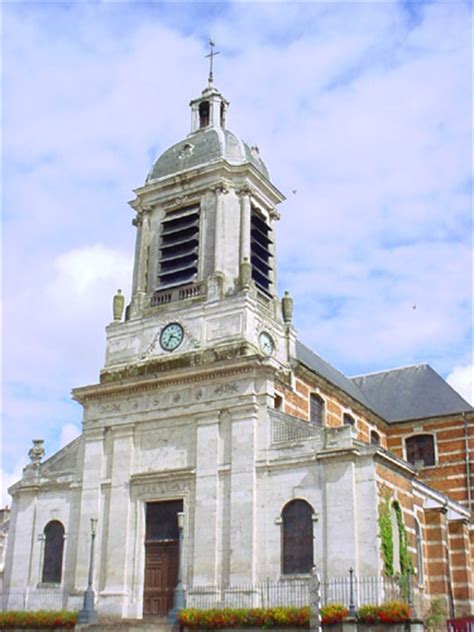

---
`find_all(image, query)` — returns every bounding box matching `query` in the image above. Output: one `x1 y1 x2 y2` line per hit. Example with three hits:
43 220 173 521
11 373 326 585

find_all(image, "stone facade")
3 80 473 620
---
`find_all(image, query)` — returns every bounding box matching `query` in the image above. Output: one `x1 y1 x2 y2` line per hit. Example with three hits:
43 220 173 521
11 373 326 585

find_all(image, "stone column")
447 518 473 617
213 184 229 275
192 412 220 585
130 205 151 317
74 429 103 595
238 187 252 264
425 507 452 614
228 404 259 584
100 424 135 617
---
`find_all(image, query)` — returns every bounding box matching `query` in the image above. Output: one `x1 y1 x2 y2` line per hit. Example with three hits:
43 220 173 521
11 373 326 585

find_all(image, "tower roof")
146 126 269 183
146 76 270 184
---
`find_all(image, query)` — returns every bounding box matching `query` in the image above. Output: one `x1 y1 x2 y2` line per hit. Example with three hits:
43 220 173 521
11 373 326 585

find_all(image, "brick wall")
386 415 474 513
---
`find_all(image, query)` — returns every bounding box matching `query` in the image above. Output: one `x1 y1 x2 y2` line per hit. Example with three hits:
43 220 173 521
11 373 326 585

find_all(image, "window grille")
157 206 199 290
250 209 273 295
282 500 314 574
309 394 324 425
405 434 435 467
42 521 65 584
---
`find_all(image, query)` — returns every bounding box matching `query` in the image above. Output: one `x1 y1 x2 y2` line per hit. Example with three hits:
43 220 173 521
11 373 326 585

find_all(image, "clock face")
160 323 184 351
259 331 274 356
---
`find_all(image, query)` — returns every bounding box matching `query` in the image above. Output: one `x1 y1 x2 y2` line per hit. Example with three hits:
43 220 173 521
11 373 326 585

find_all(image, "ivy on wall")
378 495 414 578
378 495 394 576
392 500 414 577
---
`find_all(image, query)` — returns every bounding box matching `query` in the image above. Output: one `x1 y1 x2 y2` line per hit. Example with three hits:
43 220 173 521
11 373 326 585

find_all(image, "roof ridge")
350 363 429 379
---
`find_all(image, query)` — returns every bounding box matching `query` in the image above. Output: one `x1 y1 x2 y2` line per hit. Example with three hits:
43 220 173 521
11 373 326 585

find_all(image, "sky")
2 0 472 505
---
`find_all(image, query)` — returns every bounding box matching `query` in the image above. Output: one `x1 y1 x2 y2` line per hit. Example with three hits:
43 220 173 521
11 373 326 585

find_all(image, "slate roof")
146 127 269 183
295 341 473 423
295 341 373 410
351 364 473 422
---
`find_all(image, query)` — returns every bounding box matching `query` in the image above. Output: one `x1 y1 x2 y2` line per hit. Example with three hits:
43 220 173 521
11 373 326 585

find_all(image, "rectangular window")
157 206 199 289
250 208 273 295
309 394 324 425
405 434 435 467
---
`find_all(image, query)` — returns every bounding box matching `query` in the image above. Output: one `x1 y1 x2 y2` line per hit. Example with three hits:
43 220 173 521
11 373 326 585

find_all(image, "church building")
3 67 473 621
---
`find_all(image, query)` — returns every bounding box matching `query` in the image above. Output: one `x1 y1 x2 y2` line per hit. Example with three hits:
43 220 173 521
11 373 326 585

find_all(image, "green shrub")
0 610 77 629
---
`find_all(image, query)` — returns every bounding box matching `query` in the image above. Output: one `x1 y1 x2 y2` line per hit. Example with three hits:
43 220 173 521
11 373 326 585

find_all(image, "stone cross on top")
205 38 220 85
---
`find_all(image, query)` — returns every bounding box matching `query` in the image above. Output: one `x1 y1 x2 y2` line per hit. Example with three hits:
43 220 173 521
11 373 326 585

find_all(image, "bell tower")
102 70 293 383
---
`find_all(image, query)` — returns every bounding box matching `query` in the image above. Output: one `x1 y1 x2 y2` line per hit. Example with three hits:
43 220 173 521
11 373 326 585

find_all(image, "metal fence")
186 575 420 610
2 575 421 613
1 587 82 612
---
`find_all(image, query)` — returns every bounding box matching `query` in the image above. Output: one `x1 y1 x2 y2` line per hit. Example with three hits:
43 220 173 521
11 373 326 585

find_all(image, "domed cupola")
146 83 269 182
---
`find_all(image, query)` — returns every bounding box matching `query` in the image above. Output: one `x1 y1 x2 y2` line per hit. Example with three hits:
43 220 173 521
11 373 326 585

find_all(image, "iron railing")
186 575 421 611
2 575 422 613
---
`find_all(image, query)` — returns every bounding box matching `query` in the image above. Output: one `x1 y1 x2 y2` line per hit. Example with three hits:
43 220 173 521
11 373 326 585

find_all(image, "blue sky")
3 0 472 503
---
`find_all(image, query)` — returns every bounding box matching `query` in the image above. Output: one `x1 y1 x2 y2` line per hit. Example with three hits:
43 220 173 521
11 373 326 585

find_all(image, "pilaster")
74 428 103 593
321 453 358 576
192 412 220 585
238 186 252 264
448 518 474 616
100 423 135 616
425 507 452 613
228 404 259 583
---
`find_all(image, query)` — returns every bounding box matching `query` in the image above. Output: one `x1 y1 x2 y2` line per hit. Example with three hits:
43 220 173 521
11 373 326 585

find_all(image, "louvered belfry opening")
250 208 273 295
157 206 200 289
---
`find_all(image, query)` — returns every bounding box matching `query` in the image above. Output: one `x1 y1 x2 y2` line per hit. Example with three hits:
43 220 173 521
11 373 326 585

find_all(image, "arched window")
42 521 65 583
199 101 210 128
370 430 380 445
415 520 424 584
343 413 355 426
282 499 314 574
309 394 325 425
405 434 435 467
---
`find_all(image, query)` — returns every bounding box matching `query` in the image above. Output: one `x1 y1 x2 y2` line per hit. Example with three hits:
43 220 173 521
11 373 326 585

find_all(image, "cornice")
130 467 195 485
72 354 269 403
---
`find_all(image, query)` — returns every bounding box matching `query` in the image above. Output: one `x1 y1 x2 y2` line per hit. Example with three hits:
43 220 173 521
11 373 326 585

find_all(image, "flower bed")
321 605 349 625
179 601 411 630
0 611 77 630
357 602 411 624
179 607 311 628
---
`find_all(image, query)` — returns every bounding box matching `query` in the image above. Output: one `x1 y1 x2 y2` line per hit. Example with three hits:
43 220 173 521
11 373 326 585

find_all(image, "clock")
160 322 184 351
259 331 274 356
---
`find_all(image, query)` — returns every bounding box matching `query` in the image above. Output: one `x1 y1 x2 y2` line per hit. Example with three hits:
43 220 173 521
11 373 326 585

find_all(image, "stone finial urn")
113 289 125 321
28 439 45 466
282 290 293 323
240 257 252 290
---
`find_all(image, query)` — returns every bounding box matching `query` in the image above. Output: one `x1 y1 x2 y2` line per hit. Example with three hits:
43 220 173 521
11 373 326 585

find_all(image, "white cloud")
59 423 81 449
447 365 473 405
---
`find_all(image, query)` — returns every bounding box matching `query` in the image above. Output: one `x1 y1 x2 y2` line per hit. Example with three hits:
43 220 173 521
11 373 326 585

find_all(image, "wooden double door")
143 500 182 616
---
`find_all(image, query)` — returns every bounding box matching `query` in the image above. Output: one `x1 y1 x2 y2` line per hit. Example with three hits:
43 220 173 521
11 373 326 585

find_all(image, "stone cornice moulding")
132 161 285 207
73 357 267 403
130 467 196 486
413 478 470 521
255 454 318 472
373 448 416 477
